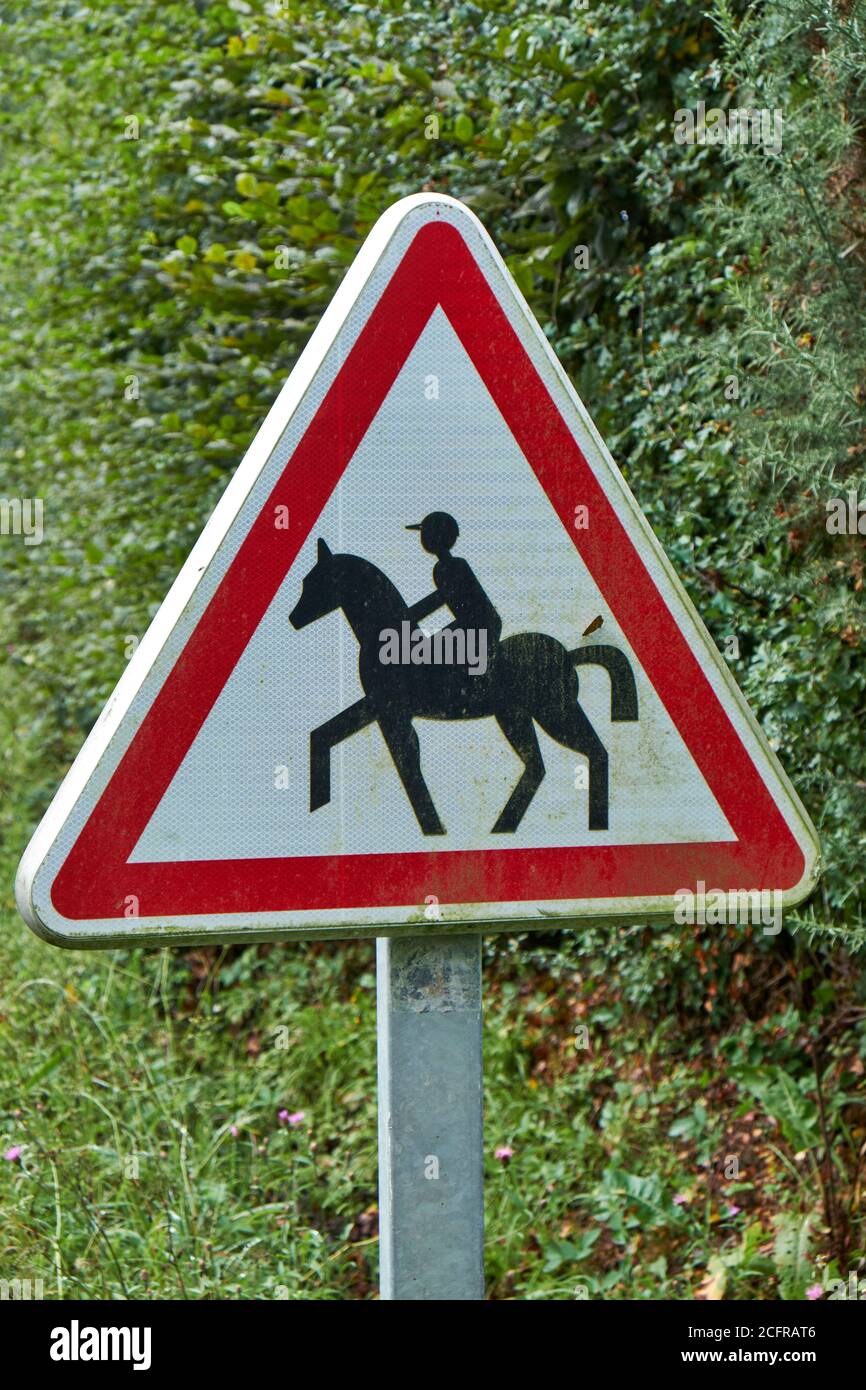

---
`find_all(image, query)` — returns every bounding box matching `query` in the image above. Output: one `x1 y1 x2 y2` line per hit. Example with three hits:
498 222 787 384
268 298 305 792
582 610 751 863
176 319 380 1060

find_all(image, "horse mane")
332 551 412 629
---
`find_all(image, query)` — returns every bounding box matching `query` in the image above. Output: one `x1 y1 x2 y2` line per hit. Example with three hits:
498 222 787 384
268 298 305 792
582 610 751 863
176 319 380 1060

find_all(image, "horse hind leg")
378 713 446 836
492 710 545 834
537 703 609 832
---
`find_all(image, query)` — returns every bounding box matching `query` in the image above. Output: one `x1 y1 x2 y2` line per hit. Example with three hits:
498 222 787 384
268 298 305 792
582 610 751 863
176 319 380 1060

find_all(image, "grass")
1 839 864 1301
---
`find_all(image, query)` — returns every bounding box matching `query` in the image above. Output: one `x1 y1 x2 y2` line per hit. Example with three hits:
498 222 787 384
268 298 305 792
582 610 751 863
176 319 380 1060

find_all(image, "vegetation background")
0 0 864 1299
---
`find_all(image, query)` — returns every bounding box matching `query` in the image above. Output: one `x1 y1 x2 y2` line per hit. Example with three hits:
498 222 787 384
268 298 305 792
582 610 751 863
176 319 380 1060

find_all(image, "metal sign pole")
376 933 484 1300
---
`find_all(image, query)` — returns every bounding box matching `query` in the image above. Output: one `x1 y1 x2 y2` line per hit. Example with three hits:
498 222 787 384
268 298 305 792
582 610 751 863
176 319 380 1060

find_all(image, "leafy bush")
1 0 865 1301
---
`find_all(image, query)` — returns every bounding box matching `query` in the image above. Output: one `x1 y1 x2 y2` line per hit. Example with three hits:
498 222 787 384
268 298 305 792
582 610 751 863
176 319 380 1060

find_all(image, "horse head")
289 537 339 629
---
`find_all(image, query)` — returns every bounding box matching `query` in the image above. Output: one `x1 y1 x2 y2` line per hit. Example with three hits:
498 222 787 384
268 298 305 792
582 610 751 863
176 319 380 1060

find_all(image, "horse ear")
317 537 331 562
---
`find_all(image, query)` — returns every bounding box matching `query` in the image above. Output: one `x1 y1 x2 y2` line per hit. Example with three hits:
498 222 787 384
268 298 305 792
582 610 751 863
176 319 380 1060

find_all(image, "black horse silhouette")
289 538 638 835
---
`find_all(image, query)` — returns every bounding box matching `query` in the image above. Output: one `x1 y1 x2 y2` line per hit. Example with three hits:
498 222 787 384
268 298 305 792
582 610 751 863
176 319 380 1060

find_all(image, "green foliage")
0 0 731 808
773 1211 815 1301
1 0 865 1300
0 911 380 1298
733 1064 820 1152
635 0 866 937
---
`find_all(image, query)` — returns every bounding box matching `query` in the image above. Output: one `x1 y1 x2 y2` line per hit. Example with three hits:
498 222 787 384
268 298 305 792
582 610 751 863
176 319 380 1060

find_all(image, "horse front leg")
378 713 446 835
310 697 372 812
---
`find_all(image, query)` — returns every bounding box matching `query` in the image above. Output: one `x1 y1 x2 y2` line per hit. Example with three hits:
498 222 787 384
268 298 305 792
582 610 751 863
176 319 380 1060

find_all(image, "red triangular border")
52 220 805 920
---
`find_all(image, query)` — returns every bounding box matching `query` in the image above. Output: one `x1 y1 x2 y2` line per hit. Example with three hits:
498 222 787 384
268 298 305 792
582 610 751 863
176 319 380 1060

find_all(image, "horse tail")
570 644 639 722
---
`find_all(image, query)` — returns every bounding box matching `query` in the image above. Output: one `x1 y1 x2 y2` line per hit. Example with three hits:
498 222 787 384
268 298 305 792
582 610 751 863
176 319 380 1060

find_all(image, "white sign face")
17 194 820 948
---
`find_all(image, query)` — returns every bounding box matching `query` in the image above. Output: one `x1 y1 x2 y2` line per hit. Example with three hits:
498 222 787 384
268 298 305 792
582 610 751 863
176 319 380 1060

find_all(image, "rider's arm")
408 591 445 621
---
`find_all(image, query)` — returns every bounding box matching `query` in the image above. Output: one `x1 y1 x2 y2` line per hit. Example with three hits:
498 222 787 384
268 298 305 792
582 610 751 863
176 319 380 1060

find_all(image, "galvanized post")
376 933 484 1300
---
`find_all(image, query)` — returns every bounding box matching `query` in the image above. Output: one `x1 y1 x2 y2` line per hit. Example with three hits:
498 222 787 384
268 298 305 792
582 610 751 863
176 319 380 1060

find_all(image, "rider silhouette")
406 512 502 653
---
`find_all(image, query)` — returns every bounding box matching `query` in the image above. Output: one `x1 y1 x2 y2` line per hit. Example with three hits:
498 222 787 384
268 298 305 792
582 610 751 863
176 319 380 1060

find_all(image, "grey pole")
376 932 484 1300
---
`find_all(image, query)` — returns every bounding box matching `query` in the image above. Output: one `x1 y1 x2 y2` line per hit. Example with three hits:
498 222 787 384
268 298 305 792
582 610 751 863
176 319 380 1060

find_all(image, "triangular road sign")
17 194 820 947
